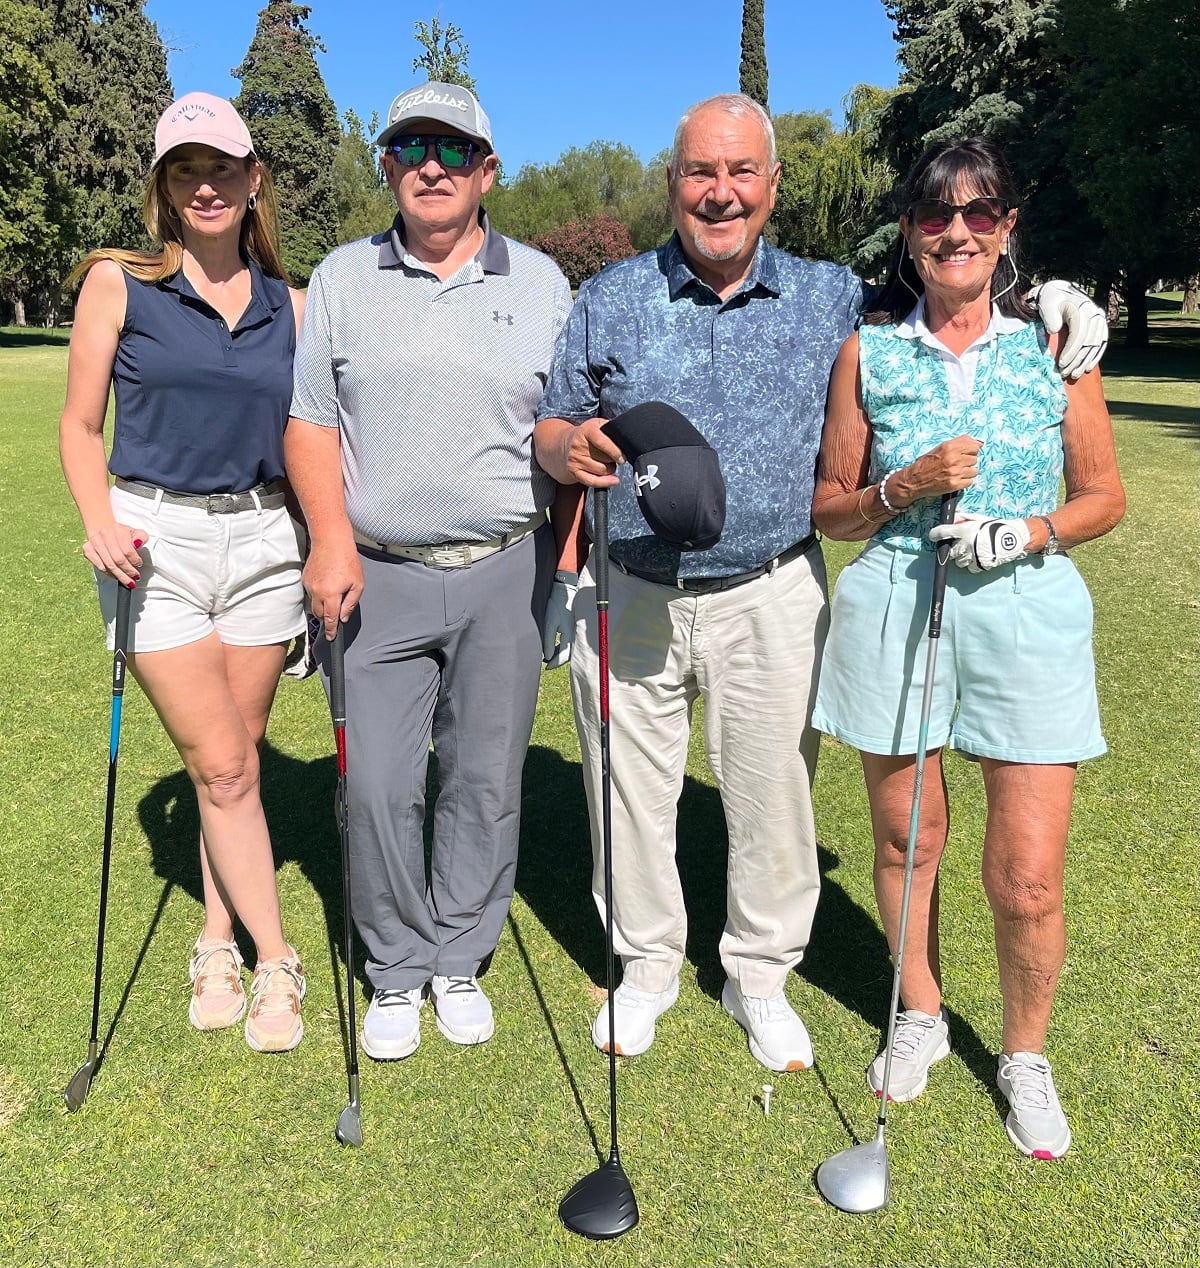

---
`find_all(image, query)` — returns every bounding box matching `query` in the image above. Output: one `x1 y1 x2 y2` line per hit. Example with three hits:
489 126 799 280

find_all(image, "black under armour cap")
601 402 726 551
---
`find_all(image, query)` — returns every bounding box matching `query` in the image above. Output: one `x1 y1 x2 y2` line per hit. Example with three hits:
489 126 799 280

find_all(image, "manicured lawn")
0 324 1195 1267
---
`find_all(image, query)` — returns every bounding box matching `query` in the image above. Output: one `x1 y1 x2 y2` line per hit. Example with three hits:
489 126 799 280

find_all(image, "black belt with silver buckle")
115 477 287 513
613 533 817 594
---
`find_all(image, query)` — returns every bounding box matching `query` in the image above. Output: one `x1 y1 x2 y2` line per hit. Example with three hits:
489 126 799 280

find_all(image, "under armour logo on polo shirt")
492 310 513 325
634 464 661 494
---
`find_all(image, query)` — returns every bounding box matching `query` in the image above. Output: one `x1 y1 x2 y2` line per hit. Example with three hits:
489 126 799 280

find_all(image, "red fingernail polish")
127 581 136 590
133 538 144 548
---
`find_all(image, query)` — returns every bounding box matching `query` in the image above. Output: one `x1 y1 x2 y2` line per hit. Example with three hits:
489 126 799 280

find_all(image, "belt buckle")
426 543 474 568
205 493 239 514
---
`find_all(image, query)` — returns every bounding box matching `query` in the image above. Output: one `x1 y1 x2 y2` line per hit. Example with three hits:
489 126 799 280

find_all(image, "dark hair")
864 136 1033 326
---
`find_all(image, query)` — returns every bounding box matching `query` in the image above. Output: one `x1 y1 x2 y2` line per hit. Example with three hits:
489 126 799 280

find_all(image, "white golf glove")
542 570 579 669
1029 280 1108 380
929 513 1031 573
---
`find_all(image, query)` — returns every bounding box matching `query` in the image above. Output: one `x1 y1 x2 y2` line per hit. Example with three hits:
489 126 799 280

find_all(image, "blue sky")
143 0 901 173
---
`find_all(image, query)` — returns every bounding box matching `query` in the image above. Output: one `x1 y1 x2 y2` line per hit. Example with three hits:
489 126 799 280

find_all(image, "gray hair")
670 93 777 175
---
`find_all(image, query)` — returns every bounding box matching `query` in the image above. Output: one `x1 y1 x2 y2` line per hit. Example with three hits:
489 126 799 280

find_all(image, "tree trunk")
1123 282 1149 348
1182 274 1199 315
12 297 26 327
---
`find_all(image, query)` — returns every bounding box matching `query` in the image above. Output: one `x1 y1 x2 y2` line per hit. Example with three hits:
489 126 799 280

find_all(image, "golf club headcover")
928 512 1031 572
601 402 726 551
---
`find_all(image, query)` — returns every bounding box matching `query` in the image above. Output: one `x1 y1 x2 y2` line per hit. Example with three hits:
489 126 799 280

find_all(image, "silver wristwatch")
1038 515 1060 556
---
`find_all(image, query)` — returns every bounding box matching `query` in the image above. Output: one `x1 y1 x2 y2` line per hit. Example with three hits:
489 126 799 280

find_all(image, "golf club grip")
928 492 961 641
592 488 609 602
330 624 346 729
113 582 132 697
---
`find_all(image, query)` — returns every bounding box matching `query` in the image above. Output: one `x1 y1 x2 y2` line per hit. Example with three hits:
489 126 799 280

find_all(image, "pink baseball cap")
154 93 255 165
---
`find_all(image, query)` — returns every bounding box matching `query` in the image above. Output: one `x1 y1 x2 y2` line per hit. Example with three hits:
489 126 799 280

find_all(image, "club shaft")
875 492 959 1119
330 626 359 1091
86 584 132 1049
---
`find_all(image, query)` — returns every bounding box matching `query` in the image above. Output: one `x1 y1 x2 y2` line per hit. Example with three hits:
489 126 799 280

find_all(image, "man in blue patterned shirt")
534 93 853 1072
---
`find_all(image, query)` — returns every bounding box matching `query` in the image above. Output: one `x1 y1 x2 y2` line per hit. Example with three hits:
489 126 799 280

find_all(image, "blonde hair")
68 156 290 288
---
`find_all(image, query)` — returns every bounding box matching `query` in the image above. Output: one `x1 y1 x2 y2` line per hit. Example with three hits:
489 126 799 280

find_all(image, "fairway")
0 325 1195 1268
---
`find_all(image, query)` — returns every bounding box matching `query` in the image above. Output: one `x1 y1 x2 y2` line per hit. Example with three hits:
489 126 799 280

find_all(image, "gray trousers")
326 525 552 990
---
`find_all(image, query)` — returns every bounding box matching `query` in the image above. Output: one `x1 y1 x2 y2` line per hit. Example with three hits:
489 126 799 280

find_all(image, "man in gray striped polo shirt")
286 82 572 1061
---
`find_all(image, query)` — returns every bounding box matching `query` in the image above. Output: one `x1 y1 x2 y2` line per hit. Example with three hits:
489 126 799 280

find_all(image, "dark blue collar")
662 231 781 302
378 209 511 276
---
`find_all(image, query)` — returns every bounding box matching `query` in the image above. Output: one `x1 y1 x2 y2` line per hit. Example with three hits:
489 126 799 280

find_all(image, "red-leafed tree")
532 214 636 289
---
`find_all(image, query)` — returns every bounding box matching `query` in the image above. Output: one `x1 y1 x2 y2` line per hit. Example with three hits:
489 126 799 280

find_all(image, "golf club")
65 581 133 1112
559 487 639 1240
329 622 363 1147
815 490 961 1213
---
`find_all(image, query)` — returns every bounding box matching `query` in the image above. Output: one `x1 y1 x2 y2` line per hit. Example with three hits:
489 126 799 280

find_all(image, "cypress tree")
739 0 768 113
233 0 339 284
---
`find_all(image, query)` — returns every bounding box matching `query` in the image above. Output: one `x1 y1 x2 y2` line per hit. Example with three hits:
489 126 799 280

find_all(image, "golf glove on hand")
542 570 579 669
929 513 1031 573
1029 280 1108 379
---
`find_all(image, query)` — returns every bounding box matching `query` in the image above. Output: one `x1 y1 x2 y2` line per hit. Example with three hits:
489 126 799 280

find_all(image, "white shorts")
97 484 306 653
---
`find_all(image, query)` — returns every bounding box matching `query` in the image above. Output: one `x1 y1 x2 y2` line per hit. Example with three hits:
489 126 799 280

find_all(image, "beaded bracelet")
877 471 900 516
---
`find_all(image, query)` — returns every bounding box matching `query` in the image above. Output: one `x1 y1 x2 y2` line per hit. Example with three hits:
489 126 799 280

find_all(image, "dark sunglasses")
387 135 481 169
907 196 1011 234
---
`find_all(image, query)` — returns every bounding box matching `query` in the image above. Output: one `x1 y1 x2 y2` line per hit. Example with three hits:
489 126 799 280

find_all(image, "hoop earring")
992 249 1019 302
164 203 179 221
247 193 258 212
898 238 922 302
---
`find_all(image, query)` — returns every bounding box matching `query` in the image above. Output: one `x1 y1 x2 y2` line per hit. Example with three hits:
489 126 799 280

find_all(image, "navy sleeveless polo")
108 261 296 493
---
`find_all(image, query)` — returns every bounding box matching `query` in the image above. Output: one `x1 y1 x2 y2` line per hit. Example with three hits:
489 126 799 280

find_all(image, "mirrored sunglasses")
907 196 1010 235
387 135 480 169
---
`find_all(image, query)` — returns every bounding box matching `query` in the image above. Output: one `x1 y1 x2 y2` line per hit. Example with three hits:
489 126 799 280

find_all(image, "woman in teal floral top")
811 137 1124 1162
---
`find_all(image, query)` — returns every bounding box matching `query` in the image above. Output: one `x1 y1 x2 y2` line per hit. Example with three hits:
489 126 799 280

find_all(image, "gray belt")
352 510 545 569
115 477 287 513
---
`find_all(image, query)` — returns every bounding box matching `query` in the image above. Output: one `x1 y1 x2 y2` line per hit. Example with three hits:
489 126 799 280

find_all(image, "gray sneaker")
866 1006 951 1102
431 975 495 1045
996 1051 1072 1159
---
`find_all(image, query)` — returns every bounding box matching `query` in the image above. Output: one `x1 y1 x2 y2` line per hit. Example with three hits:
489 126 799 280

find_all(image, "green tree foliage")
773 86 895 269
739 0 768 112
531 215 636 289
332 109 394 244
877 0 1200 344
486 141 672 252
412 16 476 92
0 0 64 322
233 0 339 284
19 0 171 321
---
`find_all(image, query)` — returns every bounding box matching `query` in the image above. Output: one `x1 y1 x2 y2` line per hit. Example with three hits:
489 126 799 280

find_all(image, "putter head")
63 1058 96 1113
815 1137 890 1214
559 1157 639 1239
335 1104 363 1148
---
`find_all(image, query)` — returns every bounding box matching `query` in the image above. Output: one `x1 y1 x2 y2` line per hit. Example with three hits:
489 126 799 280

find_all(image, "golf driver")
329 623 363 1147
65 581 133 1112
559 487 639 1240
815 490 960 1213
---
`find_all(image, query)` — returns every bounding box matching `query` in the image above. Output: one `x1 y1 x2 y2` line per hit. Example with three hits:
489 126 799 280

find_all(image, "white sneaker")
591 976 679 1056
996 1051 1072 1159
866 1007 951 1102
431 975 495 1045
722 980 813 1072
361 986 423 1061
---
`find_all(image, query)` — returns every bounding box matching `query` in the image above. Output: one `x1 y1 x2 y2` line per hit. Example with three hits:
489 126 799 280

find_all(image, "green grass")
0 325 1196 1267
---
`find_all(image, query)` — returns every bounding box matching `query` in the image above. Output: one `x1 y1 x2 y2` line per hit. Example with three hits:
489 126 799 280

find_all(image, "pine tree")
332 109 395 245
233 0 339 284
739 0 768 113
412 16 476 92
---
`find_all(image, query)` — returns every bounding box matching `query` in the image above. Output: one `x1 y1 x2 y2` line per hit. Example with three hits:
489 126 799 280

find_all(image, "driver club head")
815 1136 890 1214
559 1156 639 1240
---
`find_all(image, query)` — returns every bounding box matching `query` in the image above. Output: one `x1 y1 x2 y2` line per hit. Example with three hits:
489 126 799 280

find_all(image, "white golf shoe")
361 986 423 1061
431 975 495 1045
722 980 813 1072
996 1051 1072 1159
866 1006 951 1102
591 976 679 1056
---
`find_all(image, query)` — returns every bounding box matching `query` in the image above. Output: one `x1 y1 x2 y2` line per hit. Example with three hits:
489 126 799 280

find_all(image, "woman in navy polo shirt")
59 94 308 1053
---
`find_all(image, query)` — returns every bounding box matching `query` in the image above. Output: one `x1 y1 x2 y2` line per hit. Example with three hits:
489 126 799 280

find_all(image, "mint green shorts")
811 540 1106 763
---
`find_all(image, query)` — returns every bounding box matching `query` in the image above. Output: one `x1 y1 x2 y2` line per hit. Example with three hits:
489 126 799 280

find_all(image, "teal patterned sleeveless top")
859 317 1068 551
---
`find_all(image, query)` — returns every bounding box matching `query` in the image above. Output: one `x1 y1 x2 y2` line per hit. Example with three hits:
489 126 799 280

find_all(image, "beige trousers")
569 544 829 998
